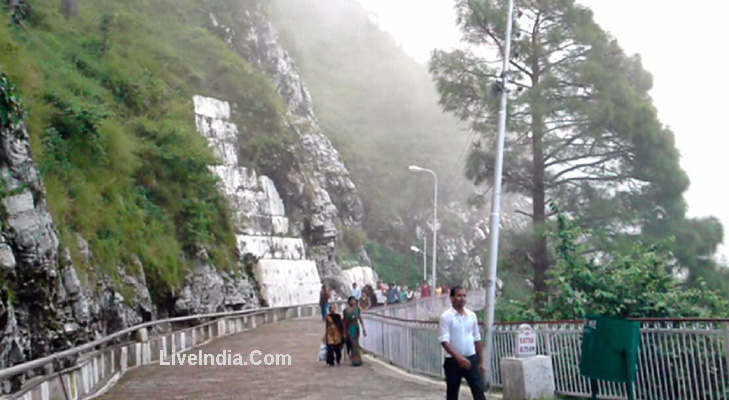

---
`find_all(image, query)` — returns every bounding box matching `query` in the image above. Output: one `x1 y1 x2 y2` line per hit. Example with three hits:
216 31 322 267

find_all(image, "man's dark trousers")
443 354 486 400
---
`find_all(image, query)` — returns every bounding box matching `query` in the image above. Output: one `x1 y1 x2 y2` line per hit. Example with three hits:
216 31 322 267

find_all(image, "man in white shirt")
438 286 486 400
351 282 361 303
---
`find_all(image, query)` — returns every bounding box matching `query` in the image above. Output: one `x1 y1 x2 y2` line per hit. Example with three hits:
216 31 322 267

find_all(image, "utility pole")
408 165 438 291
423 236 427 281
483 0 515 391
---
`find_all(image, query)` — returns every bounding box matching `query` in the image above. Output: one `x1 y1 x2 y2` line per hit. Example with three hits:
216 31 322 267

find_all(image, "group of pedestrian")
321 281 485 399
320 284 367 367
378 279 452 304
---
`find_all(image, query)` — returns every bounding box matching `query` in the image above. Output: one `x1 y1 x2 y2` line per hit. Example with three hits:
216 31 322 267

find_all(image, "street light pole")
410 244 427 282
408 165 438 290
423 236 427 282
483 0 515 391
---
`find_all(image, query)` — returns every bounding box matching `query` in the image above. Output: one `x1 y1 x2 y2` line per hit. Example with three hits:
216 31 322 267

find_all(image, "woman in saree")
342 295 367 366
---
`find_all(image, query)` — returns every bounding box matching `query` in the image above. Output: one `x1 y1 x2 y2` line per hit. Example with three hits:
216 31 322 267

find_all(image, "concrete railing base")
500 356 555 400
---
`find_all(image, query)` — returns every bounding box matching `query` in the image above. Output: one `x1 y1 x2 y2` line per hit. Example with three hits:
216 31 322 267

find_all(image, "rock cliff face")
172 253 260 315
192 95 320 307
0 82 158 390
0 0 370 389
0 88 62 388
204 2 367 291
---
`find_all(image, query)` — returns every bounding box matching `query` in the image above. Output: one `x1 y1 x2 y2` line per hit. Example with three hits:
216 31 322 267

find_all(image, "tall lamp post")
483 0 515 391
408 165 437 290
410 244 427 281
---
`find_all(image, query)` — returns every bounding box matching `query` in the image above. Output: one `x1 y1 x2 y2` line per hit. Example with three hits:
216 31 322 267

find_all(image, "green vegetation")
0 0 291 302
0 71 25 132
334 221 368 267
496 202 729 322
364 241 422 289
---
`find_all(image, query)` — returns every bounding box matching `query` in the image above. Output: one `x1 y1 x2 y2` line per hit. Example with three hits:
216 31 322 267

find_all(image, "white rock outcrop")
193 95 321 307
204 4 366 294
339 266 379 290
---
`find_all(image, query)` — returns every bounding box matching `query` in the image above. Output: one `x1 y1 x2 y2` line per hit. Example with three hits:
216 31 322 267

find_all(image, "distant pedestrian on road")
360 285 373 310
400 286 408 303
386 282 399 305
343 295 367 366
323 304 343 366
319 284 329 321
369 285 379 307
438 286 486 400
351 282 361 304
420 280 431 297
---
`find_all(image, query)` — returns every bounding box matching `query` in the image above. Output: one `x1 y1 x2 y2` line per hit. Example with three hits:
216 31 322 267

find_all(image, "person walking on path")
343 296 367 366
323 303 344 366
386 282 399 305
319 284 329 321
420 280 431 297
350 282 361 304
438 286 486 400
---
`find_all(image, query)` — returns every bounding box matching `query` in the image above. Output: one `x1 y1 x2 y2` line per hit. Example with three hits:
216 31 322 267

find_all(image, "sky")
356 0 729 261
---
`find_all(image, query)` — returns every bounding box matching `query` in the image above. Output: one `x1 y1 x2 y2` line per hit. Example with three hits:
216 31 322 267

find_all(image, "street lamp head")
410 245 422 253
408 165 424 172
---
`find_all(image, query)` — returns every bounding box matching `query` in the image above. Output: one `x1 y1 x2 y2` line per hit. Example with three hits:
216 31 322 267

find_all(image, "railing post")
407 323 413 372
545 330 552 356
721 321 729 380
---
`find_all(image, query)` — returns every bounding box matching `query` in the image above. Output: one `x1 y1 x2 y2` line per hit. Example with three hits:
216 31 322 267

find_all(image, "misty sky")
357 0 729 261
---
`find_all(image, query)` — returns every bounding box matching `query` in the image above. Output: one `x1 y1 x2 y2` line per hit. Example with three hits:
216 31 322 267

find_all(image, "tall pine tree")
430 0 722 306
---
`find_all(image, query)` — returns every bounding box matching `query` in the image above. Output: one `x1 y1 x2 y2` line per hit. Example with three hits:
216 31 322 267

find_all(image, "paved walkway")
94 318 493 400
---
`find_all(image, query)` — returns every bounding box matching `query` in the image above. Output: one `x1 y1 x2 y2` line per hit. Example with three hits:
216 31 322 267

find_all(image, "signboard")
516 324 537 358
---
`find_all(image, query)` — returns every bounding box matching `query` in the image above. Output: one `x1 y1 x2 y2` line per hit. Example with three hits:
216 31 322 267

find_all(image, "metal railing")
0 300 346 400
360 313 729 400
366 288 485 320
360 288 484 376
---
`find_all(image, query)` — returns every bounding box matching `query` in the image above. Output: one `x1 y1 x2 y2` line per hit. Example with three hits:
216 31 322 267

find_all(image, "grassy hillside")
0 0 481 299
0 0 291 301
268 0 473 232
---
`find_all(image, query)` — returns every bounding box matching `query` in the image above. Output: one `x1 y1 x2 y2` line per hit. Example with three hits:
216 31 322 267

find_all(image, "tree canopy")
498 201 729 321
430 0 724 304
545 201 728 320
